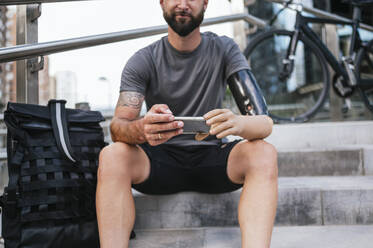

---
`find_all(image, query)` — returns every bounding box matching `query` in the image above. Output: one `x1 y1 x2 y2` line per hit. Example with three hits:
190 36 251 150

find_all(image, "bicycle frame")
285 8 365 84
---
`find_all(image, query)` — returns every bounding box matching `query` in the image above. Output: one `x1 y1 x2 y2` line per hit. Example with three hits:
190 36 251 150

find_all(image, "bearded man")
96 1 278 247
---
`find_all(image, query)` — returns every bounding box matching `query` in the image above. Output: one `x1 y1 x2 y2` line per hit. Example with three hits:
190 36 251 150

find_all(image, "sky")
34 0 237 109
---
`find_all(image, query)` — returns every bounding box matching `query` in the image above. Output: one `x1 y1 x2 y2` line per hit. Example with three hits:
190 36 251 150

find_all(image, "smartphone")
174 117 210 134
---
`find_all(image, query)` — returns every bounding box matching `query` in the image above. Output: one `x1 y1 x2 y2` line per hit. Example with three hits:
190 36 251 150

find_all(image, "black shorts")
132 140 243 195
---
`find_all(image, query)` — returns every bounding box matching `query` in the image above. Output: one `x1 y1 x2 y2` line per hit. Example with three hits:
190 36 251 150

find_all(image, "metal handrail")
268 0 373 32
0 0 94 5
0 13 266 63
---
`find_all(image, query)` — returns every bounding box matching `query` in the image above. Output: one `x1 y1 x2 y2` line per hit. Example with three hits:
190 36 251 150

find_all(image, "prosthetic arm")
228 69 268 116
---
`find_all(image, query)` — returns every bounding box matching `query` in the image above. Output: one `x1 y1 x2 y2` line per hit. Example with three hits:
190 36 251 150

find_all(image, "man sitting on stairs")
96 0 278 247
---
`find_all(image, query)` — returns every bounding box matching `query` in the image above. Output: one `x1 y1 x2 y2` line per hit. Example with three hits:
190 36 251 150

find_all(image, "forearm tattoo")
117 92 144 109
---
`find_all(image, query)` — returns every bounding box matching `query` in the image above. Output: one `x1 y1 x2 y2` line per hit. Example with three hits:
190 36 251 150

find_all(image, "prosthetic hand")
227 69 268 116
202 70 272 141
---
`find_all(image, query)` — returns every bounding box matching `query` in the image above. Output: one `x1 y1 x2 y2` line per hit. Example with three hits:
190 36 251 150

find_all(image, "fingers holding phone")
204 109 243 139
143 104 184 146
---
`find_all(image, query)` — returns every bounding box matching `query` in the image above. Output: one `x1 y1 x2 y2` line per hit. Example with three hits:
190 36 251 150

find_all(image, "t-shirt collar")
164 33 205 57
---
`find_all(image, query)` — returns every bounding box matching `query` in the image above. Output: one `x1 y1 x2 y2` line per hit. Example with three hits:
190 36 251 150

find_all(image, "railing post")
16 4 41 104
231 0 247 50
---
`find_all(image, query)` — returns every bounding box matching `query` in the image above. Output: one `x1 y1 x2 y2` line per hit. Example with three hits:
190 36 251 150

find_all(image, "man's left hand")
203 109 244 139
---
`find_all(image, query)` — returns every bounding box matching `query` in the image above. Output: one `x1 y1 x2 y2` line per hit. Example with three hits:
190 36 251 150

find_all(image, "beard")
163 8 205 37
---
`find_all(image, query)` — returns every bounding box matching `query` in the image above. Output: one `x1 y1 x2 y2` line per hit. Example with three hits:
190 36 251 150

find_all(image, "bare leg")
96 142 150 248
227 140 278 248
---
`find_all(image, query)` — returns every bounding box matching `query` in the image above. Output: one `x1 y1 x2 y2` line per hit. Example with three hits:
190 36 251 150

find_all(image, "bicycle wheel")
244 29 330 122
355 39 373 113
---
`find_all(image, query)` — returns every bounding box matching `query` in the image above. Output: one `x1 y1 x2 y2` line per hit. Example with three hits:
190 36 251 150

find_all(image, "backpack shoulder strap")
48 100 78 163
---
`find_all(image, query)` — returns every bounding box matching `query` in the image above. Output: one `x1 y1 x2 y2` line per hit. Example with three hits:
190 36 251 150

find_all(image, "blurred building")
55 71 78 108
0 7 55 108
39 56 56 105
0 7 16 110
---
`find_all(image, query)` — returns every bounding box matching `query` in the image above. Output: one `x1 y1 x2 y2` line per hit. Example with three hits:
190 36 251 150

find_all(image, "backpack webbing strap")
48 100 77 163
21 163 97 177
21 209 91 222
4 130 23 218
19 194 77 207
23 150 97 162
21 179 96 192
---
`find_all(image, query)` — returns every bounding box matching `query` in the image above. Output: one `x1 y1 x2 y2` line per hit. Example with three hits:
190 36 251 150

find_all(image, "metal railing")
0 0 94 5
0 13 266 63
268 0 373 32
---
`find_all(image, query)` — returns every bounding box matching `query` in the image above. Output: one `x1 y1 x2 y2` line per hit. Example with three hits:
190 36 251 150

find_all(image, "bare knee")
239 140 278 181
98 142 138 182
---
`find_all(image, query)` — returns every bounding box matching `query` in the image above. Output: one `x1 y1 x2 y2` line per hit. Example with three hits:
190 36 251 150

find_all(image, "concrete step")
2 225 372 248
2 144 368 197
0 164 7 195
133 176 373 229
128 225 373 248
0 146 368 180
2 121 373 176
0 147 367 177
0 149 7 194
278 146 366 176
0 129 6 150
266 121 373 150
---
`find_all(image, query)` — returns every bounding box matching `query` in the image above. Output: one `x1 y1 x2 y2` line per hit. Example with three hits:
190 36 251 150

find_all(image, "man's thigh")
99 142 151 185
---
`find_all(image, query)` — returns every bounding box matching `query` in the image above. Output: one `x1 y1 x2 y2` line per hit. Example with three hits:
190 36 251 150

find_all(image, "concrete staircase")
1 120 373 247
129 225 373 248
130 121 373 248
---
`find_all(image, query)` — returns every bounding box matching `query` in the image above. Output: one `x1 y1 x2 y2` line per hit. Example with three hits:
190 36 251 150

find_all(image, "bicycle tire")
355 39 373 113
243 29 330 123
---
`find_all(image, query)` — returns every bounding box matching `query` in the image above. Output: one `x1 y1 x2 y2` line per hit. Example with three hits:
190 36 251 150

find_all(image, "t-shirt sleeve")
223 37 250 80
120 48 152 95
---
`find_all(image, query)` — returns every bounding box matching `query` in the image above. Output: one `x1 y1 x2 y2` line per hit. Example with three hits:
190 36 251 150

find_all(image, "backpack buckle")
3 187 19 218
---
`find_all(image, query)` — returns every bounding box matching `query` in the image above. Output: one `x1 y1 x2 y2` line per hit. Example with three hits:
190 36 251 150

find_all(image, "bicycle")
244 0 373 122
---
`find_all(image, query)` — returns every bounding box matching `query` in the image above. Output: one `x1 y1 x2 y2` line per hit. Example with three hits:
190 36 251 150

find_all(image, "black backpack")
0 100 106 247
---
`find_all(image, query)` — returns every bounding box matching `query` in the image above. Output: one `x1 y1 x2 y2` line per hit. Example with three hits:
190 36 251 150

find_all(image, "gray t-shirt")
120 32 249 146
